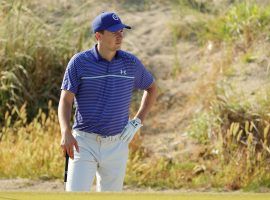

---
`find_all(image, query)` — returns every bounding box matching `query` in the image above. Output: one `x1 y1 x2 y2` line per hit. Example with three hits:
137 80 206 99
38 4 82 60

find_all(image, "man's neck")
97 44 116 62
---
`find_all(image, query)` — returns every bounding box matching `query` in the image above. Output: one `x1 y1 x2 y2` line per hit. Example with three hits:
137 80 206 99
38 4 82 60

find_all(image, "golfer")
58 11 157 192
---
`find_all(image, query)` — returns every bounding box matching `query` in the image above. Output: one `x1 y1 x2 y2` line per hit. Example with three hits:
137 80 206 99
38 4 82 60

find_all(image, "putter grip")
64 153 69 184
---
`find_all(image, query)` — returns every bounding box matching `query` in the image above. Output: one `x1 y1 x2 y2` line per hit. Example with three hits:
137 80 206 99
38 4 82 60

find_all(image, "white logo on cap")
112 14 119 21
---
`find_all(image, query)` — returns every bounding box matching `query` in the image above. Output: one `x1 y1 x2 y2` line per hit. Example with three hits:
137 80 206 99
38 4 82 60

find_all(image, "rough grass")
1 100 269 190
0 103 208 189
0 102 63 179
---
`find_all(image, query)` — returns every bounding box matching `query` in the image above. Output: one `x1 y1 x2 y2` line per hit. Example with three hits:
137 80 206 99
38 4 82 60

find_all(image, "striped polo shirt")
61 45 154 136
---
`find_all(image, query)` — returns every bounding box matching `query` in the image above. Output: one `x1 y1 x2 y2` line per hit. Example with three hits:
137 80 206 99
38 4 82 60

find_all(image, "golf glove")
120 118 143 143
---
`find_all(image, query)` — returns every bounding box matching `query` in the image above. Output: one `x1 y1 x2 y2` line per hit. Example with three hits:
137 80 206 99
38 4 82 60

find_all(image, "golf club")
64 153 69 190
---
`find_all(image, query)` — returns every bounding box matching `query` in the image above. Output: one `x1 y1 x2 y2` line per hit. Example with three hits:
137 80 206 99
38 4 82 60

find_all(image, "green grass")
1 192 270 200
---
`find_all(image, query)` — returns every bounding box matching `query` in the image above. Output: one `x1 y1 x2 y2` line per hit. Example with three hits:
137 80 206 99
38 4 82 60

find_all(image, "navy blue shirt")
61 45 154 136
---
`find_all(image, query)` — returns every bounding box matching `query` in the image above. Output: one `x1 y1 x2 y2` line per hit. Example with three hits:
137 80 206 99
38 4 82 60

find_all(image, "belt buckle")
96 135 113 142
96 135 101 142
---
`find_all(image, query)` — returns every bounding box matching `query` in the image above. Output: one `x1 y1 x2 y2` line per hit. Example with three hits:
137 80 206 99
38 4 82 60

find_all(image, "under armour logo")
120 70 126 75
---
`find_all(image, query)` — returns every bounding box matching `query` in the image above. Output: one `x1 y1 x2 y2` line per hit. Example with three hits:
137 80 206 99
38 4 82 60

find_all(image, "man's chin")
115 45 122 50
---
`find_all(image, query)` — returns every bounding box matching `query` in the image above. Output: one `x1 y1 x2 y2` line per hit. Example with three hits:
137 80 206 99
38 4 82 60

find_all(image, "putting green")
0 192 270 200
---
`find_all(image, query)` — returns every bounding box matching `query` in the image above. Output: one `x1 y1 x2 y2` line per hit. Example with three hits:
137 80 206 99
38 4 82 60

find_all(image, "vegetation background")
1 0 270 192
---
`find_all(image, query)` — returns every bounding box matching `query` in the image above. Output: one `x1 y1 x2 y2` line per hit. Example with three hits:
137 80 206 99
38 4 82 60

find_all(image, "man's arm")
134 81 158 123
58 90 79 159
120 81 158 142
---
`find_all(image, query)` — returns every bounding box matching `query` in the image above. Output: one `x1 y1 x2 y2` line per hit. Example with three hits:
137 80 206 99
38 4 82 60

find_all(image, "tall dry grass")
203 2 270 46
170 1 270 46
186 64 270 190
177 2 270 190
0 0 94 120
209 89 270 190
0 101 63 178
0 101 215 189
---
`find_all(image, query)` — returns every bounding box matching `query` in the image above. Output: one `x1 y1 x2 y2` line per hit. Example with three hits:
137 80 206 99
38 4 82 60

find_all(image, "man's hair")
95 30 104 41
97 30 104 34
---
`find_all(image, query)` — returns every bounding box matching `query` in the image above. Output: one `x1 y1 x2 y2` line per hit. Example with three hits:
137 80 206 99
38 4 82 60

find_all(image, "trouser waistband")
73 130 121 142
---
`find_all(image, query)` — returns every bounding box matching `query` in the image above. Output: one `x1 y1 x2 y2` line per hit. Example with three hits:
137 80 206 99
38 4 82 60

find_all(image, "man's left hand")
120 118 143 143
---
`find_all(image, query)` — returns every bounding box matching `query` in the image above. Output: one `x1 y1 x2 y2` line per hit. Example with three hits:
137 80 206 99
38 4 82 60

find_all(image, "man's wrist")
134 117 141 124
61 128 72 136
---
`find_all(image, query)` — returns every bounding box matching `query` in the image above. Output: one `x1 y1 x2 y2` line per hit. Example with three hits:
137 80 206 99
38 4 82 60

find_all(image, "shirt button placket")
107 62 111 74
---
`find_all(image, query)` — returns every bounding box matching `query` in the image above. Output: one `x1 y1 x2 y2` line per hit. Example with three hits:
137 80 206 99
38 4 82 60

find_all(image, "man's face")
97 29 124 51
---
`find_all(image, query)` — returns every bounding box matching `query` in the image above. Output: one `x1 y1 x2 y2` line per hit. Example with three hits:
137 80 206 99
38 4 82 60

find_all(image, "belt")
73 130 121 143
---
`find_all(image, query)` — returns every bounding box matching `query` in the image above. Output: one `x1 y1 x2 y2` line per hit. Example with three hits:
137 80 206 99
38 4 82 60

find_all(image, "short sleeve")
61 55 80 94
133 57 154 90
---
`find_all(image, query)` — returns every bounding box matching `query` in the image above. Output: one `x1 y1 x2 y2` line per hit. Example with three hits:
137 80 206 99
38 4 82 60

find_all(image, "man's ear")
95 32 101 41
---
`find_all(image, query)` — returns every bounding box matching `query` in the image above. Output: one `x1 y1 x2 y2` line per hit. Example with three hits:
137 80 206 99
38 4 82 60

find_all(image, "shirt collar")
93 44 120 62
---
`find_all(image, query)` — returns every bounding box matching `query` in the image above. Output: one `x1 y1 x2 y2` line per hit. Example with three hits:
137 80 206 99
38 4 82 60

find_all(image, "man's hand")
58 90 78 159
60 130 79 160
120 118 143 143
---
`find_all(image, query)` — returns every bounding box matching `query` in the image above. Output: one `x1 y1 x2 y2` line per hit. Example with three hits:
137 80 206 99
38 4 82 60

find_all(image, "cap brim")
106 23 131 32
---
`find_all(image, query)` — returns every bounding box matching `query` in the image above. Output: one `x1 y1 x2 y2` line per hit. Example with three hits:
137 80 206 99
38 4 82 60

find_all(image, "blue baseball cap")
92 12 131 33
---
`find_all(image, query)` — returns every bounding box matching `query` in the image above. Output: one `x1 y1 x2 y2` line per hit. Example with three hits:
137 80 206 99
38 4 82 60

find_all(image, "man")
58 11 157 192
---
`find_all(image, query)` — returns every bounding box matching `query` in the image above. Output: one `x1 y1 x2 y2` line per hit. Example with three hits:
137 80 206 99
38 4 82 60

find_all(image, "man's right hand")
60 130 79 160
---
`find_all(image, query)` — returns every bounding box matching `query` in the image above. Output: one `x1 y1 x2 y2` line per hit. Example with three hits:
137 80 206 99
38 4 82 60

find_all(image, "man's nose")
116 30 124 37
